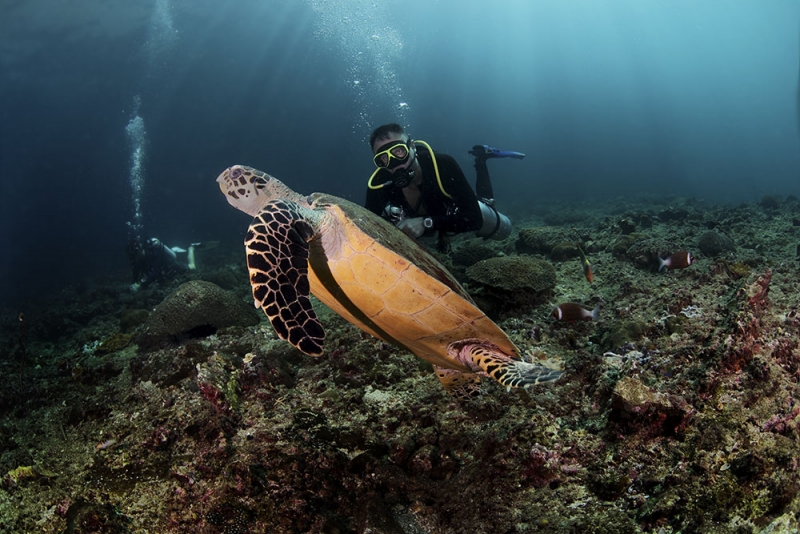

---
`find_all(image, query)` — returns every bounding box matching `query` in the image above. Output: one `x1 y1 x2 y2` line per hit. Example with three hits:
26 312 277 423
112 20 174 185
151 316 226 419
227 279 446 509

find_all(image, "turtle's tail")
450 340 563 391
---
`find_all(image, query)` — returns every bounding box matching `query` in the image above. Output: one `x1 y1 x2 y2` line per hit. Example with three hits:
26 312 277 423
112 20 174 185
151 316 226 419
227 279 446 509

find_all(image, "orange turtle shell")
305 193 519 373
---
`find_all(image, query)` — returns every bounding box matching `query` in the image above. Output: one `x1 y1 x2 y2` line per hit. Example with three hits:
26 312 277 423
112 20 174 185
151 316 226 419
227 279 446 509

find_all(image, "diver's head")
369 123 406 150
146 238 161 251
370 123 419 189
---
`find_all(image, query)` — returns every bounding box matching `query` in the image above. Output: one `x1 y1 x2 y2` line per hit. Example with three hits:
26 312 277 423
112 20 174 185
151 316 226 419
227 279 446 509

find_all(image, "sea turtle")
217 165 562 398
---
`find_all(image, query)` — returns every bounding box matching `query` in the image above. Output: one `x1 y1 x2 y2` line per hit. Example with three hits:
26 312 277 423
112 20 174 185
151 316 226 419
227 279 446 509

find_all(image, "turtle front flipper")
246 200 325 356
449 339 563 391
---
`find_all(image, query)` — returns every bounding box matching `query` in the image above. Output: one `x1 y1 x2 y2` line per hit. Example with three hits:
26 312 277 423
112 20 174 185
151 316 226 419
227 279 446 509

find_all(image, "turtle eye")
230 167 243 180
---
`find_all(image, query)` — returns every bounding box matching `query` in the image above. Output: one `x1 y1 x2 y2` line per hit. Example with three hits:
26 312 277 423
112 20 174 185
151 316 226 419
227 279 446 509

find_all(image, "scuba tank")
476 200 512 241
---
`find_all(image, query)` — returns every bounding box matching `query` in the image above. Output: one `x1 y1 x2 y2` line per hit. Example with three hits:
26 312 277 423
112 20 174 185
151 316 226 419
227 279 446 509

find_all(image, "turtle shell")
306 193 520 372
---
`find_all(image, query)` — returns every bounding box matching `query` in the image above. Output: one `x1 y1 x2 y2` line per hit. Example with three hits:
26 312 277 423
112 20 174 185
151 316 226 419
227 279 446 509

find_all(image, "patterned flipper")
449 339 563 391
246 200 325 355
469 345 563 390
435 368 482 400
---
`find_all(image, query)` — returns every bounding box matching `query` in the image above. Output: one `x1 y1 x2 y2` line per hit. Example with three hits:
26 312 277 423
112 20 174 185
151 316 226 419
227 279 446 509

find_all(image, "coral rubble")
0 196 799 533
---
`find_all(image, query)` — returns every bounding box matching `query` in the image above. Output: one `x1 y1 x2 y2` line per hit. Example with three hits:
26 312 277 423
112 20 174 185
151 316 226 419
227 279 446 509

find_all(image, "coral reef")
697 230 736 257
95 333 133 355
119 309 150 333
449 240 497 267
137 280 260 351
515 226 575 256
465 256 557 316
1 195 800 533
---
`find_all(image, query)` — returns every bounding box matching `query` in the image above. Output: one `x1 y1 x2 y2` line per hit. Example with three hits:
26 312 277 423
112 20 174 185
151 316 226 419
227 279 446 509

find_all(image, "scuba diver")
126 237 199 292
365 123 523 252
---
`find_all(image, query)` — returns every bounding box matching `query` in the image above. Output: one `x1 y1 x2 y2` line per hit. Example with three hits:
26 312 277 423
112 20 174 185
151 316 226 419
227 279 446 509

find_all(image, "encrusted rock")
138 280 259 351
617 218 637 235
450 242 497 267
550 242 580 261
466 256 556 295
95 333 133 355
515 227 574 256
697 230 735 257
466 256 556 315
612 377 668 415
623 237 680 270
610 377 687 437
658 206 692 222
120 309 149 332
600 320 647 350
609 232 648 257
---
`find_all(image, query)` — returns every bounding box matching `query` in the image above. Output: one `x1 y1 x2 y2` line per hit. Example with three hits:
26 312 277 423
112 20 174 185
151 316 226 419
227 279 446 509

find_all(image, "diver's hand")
396 217 426 239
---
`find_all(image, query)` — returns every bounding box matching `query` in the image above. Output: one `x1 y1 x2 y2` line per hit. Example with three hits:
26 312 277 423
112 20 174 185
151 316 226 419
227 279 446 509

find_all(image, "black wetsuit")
365 147 485 236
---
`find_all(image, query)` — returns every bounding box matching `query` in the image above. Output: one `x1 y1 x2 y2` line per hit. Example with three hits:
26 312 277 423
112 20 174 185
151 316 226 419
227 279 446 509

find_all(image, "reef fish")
551 303 600 322
659 251 694 272
576 243 593 284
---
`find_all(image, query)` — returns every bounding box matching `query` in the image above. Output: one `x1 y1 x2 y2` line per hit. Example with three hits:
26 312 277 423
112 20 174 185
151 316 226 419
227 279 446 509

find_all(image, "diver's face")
372 134 414 174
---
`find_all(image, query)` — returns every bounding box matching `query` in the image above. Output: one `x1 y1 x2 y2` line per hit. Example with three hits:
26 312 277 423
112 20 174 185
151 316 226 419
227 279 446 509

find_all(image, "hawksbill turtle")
216 165 562 398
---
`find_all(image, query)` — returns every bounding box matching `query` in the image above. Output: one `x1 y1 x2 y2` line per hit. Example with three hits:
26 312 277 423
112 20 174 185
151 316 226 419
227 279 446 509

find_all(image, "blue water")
1 0 798 306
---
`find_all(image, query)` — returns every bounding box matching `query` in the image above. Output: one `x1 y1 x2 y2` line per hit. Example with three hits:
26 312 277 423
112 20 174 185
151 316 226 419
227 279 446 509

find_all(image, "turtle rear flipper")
246 200 325 355
435 368 483 400
450 339 563 391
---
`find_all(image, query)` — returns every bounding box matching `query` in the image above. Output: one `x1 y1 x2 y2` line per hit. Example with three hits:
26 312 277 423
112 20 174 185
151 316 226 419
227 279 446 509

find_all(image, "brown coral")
465 256 556 317
137 280 260 351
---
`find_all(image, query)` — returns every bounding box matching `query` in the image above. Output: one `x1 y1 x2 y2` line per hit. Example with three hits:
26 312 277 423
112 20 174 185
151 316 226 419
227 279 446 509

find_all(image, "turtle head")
217 165 298 217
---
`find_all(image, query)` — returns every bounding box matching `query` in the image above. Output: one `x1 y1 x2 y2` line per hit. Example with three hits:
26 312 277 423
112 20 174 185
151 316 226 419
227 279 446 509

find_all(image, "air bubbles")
125 98 147 239
308 0 410 139
126 0 179 241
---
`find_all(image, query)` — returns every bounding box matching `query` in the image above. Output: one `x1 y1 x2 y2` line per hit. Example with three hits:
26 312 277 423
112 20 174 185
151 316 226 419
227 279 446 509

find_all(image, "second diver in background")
127 237 205 291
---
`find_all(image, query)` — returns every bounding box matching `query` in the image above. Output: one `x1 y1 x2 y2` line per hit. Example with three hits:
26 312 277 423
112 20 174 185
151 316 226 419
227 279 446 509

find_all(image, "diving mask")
373 140 411 169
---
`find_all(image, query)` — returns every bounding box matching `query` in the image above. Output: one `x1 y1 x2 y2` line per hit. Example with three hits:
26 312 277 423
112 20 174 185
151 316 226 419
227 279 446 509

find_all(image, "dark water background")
1 0 798 307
